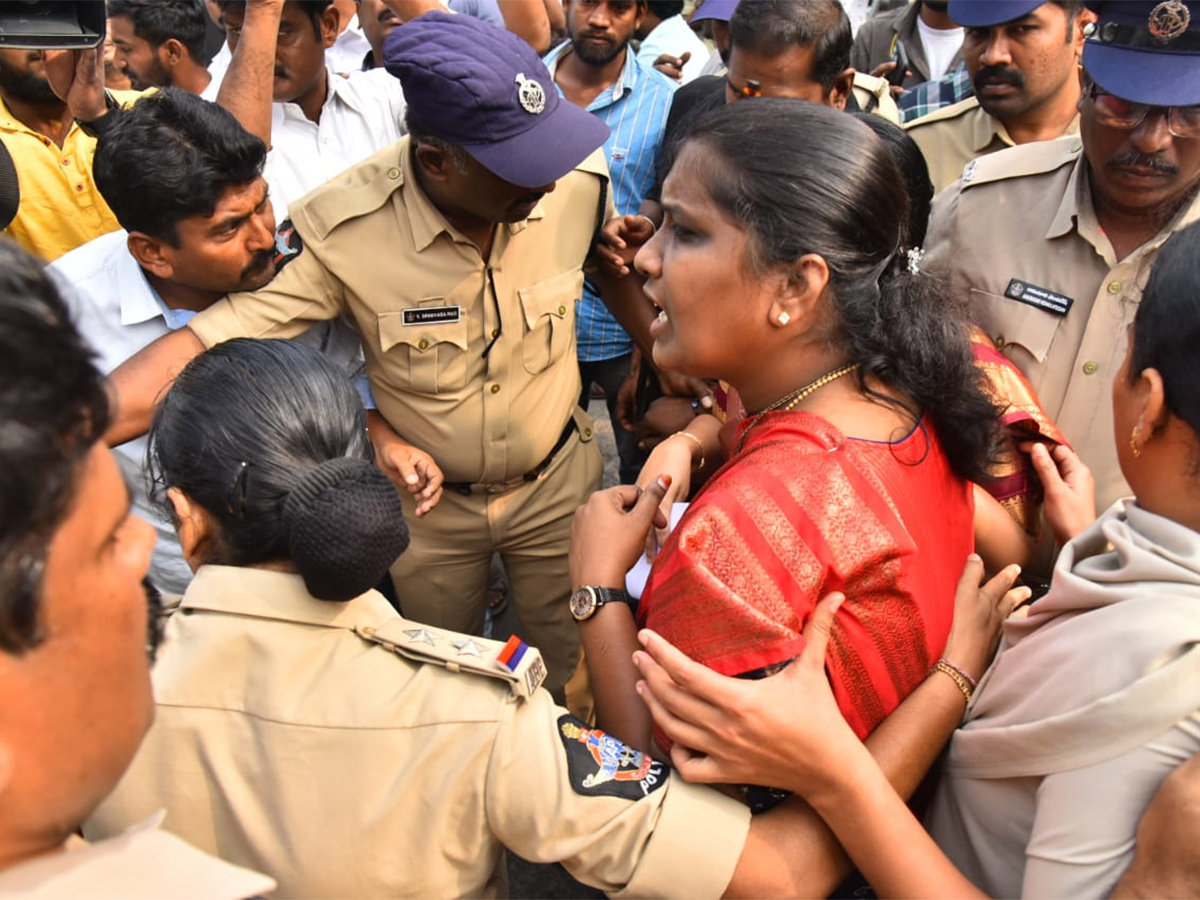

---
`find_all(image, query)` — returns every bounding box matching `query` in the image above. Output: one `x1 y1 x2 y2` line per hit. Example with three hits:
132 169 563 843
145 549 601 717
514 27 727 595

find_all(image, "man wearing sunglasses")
925 0 1200 565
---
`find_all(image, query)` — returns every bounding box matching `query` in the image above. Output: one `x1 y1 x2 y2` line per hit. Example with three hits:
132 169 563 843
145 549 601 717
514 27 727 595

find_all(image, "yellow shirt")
0 90 141 262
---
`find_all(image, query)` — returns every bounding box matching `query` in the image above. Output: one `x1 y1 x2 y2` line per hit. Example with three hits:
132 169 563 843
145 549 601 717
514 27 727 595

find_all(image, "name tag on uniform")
1003 278 1074 316
402 306 461 326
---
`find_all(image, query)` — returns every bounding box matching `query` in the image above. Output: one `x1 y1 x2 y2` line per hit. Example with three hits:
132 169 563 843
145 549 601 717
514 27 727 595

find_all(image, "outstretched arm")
105 326 206 446
216 0 284 147
638 557 1026 898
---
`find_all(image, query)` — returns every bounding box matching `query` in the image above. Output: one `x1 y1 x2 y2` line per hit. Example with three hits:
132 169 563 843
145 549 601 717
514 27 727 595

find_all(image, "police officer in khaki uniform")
905 0 1091 190
925 0 1200 541
107 11 617 704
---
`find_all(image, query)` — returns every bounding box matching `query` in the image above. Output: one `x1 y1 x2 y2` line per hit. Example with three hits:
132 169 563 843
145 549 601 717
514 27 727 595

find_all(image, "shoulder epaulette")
903 95 979 130
958 135 1083 190
292 142 408 242
356 618 547 700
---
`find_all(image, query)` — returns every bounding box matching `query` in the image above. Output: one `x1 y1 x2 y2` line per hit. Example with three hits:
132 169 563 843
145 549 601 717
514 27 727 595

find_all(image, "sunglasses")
1086 82 1200 139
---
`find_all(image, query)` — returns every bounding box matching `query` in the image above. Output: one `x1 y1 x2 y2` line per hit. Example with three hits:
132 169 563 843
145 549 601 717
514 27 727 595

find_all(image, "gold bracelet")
931 659 974 704
675 430 706 471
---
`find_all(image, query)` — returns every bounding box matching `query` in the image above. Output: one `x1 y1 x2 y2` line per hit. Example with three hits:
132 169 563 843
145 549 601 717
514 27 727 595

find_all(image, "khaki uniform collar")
399 139 546 254
969 98 1015 153
180 564 399 631
0 812 274 898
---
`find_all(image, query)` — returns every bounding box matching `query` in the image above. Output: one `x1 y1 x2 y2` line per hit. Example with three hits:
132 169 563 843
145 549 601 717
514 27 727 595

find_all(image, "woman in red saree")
569 100 1002 798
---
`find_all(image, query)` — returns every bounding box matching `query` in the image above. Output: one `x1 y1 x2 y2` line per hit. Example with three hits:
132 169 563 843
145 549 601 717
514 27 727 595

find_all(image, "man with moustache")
924 0 1200 558
0 49 140 261
905 0 1092 190
49 88 362 596
545 0 676 483
107 0 220 97
852 0 966 90
103 13 614 708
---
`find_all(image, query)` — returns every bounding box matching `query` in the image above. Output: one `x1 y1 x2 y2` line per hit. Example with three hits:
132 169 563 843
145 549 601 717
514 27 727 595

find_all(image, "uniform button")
361 626 376 637
387 166 401 179
1107 281 1122 295
583 427 593 438
490 383 501 394
491 328 500 339
1082 361 1099 375
61 158 69 166
75 184 84 192
557 305 566 315
417 338 429 350
994 334 1006 349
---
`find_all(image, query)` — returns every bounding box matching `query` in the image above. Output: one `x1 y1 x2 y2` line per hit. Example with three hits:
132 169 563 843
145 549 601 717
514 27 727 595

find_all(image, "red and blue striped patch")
497 635 529 672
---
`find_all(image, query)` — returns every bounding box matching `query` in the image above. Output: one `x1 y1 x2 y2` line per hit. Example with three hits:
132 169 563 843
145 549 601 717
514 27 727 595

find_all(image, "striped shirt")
545 43 676 361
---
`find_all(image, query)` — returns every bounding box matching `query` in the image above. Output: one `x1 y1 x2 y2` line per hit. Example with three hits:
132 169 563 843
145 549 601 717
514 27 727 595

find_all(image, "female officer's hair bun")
283 457 410 602
149 338 411 602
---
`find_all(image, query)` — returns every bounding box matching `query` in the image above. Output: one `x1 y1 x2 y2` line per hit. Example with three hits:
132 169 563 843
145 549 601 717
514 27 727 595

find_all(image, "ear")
1140 368 1170 435
168 487 209 574
1075 8 1097 52
770 253 829 331
827 68 855 111
160 37 186 66
414 142 454 184
126 231 175 280
319 5 341 49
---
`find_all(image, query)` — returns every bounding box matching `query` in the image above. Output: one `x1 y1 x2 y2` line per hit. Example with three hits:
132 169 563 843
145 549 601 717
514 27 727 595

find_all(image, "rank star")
404 628 437 646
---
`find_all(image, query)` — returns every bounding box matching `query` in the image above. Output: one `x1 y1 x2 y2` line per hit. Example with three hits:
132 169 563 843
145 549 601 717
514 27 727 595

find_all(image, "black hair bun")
282 458 410 602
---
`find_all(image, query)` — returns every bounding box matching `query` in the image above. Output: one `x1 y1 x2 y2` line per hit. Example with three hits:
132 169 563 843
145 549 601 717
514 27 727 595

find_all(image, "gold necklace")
735 363 861 454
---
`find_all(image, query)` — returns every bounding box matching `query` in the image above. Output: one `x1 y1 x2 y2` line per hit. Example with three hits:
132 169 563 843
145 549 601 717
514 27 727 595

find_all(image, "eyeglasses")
1086 82 1200 139
725 75 763 99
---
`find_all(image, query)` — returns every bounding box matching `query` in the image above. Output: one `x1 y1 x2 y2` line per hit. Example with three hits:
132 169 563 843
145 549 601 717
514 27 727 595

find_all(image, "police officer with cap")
925 0 1200 570
104 10 615 706
904 0 1091 190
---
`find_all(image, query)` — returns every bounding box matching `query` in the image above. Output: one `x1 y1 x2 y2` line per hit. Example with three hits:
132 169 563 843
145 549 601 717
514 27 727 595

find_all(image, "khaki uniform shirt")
0 814 273 899
85 566 751 899
925 139 1200 513
189 138 613 484
905 96 1080 191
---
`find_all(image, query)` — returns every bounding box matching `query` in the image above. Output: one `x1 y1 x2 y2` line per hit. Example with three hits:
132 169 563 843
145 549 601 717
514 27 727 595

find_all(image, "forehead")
108 15 141 41
728 44 823 99
176 178 269 234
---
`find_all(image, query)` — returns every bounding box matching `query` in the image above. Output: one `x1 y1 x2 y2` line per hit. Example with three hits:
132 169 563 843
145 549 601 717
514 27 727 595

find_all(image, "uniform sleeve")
1022 716 1200 899
485 689 750 898
188 234 348 349
921 180 965 292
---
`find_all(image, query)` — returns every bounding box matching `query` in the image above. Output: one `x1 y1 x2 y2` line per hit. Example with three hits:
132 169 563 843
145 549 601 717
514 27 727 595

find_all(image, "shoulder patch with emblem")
557 716 669 800
273 219 304 273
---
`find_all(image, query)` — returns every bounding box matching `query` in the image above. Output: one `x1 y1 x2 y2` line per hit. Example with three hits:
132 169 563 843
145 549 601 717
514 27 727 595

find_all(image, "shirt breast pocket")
971 288 1062 367
519 269 582 375
376 306 470 396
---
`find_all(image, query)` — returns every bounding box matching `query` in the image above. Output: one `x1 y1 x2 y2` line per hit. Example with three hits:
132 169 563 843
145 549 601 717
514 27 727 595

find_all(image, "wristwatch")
569 585 635 622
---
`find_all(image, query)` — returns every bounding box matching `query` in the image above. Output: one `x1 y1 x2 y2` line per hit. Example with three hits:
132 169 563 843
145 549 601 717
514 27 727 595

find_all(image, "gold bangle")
675 430 706 471
931 660 974 704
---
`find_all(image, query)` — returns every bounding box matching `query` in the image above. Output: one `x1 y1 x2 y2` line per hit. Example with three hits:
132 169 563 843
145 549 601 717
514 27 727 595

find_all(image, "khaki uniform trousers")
391 417 602 705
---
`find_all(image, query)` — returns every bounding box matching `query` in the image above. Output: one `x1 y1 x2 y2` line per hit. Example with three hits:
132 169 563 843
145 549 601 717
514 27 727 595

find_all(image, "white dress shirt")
265 67 407 216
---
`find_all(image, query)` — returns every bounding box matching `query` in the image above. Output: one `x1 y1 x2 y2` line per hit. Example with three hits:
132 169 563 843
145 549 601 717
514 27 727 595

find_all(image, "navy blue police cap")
1083 1 1200 106
948 1 1047 26
382 11 610 188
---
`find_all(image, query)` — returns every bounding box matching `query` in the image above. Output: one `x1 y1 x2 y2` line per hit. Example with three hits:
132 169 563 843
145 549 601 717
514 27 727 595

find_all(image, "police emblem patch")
557 716 669 800
273 219 304 273
515 73 546 115
1149 0 1190 43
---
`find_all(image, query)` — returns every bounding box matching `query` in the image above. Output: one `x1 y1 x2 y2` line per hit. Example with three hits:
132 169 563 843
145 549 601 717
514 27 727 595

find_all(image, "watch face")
570 587 597 621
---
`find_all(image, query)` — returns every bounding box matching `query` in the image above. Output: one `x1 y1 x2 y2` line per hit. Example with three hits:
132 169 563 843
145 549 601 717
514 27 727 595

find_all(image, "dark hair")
148 339 409 602
107 0 212 66
1130 221 1200 444
849 112 935 249
217 0 333 39
646 1 685 18
0 240 110 652
730 0 851 94
677 101 998 482
92 88 267 245
404 109 469 172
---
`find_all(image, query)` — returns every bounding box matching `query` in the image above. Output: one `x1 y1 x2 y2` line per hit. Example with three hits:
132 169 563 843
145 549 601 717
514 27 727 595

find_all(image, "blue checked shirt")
544 43 676 362
899 60 974 124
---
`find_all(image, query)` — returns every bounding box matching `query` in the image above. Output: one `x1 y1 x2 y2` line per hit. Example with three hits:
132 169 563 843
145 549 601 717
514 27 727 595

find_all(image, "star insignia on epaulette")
452 638 485 658
404 628 437 646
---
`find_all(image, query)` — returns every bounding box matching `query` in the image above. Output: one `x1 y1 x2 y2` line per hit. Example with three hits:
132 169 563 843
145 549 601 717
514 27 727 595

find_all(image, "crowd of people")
1 0 1199 897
